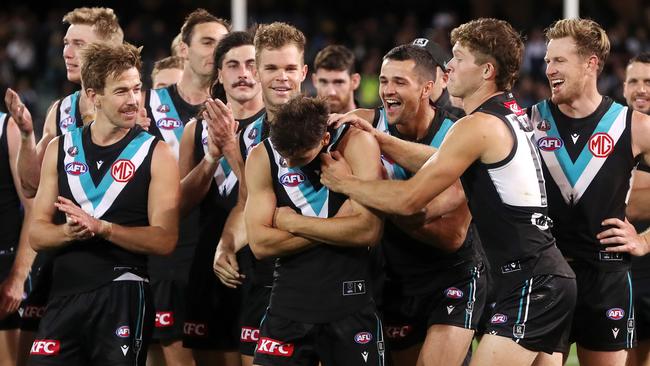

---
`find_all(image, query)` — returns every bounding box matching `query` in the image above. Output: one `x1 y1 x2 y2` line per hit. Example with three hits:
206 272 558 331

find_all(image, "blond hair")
254 22 306 63
62 7 124 44
152 56 185 80
545 18 610 74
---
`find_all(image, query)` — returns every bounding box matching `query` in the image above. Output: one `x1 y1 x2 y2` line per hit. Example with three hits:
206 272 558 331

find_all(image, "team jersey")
54 91 85 136
262 126 373 322
529 97 636 269
53 125 158 296
372 107 481 295
462 93 573 298
0 112 22 254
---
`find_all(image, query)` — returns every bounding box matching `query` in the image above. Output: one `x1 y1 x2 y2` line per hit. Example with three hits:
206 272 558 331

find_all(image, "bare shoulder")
350 108 376 122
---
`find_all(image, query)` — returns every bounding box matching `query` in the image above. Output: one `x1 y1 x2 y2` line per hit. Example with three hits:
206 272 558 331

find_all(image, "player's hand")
4 88 34 135
55 196 109 239
205 125 223 161
136 107 151 131
0 273 24 320
204 98 239 153
320 151 354 193
598 217 650 256
273 206 298 231
327 112 374 134
213 244 245 288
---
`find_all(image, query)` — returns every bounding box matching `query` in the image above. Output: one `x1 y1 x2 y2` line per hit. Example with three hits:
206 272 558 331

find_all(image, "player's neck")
396 103 435 141
89 117 130 146
177 71 210 105
340 95 357 114
228 94 264 120
78 92 96 126
556 86 602 119
461 82 500 115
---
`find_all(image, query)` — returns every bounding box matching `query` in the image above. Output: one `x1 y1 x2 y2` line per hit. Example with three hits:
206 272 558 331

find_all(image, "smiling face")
255 44 307 111
63 24 101 83
379 58 429 126
624 61 650 114
92 67 142 128
544 37 592 106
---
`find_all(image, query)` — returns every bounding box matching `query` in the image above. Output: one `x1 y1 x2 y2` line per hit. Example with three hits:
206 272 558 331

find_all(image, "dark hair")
314 45 356 74
628 52 650 66
271 96 329 157
451 18 524 90
180 8 230 46
214 31 255 70
383 44 436 82
81 42 141 93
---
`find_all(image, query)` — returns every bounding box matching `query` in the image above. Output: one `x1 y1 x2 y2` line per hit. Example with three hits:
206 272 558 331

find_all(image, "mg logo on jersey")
155 312 174 327
606 308 625 320
23 305 45 318
111 159 135 183
65 162 88 175
30 340 60 355
256 337 294 357
156 117 182 130
537 137 563 151
115 326 130 338
445 287 464 299
490 314 508 324
184 322 207 337
240 327 259 342
589 133 614 158
354 332 373 344
280 172 305 187
385 325 412 339
60 116 75 130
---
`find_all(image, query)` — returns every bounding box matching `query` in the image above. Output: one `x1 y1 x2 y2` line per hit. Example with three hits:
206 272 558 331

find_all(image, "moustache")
232 80 255 88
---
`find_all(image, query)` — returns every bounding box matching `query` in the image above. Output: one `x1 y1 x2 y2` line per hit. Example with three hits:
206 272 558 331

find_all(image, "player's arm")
321 114 491 216
274 129 384 247
245 144 315 259
627 169 650 222
0 118 36 319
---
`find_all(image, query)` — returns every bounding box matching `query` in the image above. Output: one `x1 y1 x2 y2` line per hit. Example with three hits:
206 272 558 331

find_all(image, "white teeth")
551 79 564 86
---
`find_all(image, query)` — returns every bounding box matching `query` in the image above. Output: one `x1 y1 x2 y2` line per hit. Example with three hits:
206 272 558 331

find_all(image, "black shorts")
570 263 636 351
382 264 486 350
253 303 386 366
485 274 576 354
27 280 153 366
21 255 53 332
183 269 241 350
239 282 271 356
634 276 650 341
150 278 187 341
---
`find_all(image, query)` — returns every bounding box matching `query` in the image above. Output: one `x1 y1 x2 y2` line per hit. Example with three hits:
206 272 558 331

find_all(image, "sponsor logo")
589 133 614 158
115 326 130 338
570 133 580 144
256 337 294 357
354 332 372 344
536 119 551 131
606 308 625 320
157 104 170 113
183 322 207 337
361 351 369 362
599 251 623 261
240 327 260 342
248 127 258 140
279 172 305 187
412 38 429 47
447 305 455 315
156 118 182 130
612 327 620 339
23 305 45 319
121 345 129 356
65 162 88 175
531 213 552 231
490 314 508 324
501 261 521 274
537 136 563 151
155 312 174 327
96 160 104 169
343 280 366 296
111 159 135 183
385 325 412 340
513 324 525 339
60 116 74 130
503 100 525 116
67 146 78 157
445 287 464 299
30 340 60 355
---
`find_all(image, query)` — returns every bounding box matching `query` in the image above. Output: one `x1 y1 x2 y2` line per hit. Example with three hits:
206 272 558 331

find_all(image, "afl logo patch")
537 136 563 151
115 326 130 338
156 118 182 130
354 332 372 344
65 162 87 175
445 287 464 299
606 308 625 320
589 133 614 158
490 314 508 324
111 159 135 183
157 104 170 113
279 172 304 187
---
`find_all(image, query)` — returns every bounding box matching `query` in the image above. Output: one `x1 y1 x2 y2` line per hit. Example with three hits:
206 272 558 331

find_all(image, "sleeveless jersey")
529 97 635 269
372 107 481 295
55 91 84 136
0 113 22 255
462 93 573 298
263 125 372 322
632 163 650 278
53 125 158 296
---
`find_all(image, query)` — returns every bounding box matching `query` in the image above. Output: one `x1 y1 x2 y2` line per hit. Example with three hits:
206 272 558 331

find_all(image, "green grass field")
566 344 579 366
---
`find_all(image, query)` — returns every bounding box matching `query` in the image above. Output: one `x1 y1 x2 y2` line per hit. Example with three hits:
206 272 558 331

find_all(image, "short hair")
151 56 185 80
254 22 306 63
628 52 650 66
81 42 142 93
180 8 230 46
271 96 329 157
214 31 255 70
545 18 610 74
314 45 356 74
62 7 124 44
383 44 436 82
171 33 182 56
451 18 524 91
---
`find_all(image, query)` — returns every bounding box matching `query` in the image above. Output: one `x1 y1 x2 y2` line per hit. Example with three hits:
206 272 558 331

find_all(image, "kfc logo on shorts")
60 116 75 130
240 327 260 342
115 326 130 338
606 308 625 320
589 133 614 158
23 305 46 319
156 118 182 130
537 137 563 152
445 287 464 299
490 314 508 324
111 159 135 183
30 340 60 355
354 332 373 344
184 322 207 337
280 172 305 187
155 312 174 328
65 162 88 176
385 325 412 340
256 337 294 357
